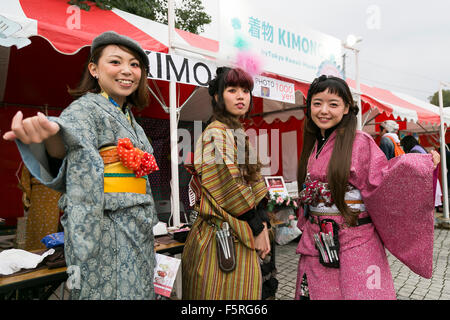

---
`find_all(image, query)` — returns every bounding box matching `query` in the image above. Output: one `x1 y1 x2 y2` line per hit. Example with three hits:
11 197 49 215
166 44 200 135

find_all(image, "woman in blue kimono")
3 31 158 300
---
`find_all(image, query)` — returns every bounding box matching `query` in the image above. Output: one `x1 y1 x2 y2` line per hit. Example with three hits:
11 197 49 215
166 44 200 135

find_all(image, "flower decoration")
117 138 159 178
298 174 333 206
267 193 299 212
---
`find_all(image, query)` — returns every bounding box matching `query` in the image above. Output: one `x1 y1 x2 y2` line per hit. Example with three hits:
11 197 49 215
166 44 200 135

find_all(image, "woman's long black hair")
298 75 361 226
400 135 423 153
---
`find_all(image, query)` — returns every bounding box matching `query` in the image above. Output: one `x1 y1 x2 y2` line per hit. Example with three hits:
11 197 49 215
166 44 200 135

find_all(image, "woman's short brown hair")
68 44 149 109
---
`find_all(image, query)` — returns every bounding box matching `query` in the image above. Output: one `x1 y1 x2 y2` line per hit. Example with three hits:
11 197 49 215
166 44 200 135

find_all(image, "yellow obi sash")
100 146 147 194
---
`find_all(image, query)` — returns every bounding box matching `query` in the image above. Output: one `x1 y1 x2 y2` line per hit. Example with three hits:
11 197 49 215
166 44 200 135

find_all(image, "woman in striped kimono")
182 67 271 300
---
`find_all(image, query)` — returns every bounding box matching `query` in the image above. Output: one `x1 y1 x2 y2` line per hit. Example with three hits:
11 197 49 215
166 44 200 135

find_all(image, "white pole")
355 48 362 130
438 82 449 220
343 38 363 130
168 0 180 227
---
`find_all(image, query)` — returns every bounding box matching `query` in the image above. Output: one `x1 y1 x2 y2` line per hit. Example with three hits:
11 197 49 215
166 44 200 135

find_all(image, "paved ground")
275 226 450 300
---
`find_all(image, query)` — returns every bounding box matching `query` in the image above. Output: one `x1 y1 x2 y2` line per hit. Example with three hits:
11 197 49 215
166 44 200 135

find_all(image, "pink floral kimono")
295 130 434 300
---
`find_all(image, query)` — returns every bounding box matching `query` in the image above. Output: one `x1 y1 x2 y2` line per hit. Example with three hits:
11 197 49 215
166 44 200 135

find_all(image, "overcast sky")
199 0 450 102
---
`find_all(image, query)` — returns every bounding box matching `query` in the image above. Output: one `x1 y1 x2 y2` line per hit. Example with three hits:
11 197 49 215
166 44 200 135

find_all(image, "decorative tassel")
188 178 197 207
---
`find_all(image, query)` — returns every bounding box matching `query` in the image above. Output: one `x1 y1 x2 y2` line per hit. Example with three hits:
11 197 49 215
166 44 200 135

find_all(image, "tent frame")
439 81 450 221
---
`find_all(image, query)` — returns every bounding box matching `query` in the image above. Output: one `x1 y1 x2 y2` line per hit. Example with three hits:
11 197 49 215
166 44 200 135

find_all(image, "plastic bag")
41 232 64 248
275 219 302 245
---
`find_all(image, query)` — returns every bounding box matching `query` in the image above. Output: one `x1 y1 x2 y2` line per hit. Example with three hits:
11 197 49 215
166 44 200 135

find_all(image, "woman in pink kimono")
295 75 440 300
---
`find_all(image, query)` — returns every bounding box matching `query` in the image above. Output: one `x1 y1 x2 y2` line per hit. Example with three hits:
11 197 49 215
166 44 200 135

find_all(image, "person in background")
429 140 450 213
379 119 404 159
182 67 272 300
295 75 440 300
401 135 442 210
400 135 427 154
3 31 159 300
18 164 61 251
444 143 450 210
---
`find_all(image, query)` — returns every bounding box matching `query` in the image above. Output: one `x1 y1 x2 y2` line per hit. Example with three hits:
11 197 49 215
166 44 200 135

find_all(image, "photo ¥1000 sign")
146 51 296 105
145 50 216 87
252 75 295 104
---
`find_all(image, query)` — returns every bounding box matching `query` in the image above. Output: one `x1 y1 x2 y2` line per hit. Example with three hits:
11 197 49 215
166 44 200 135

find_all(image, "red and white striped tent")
346 78 450 135
0 0 219 55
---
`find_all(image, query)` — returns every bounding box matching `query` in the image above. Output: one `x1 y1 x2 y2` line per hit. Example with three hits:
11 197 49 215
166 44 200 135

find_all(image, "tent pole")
439 82 449 221
147 85 168 111
178 86 200 110
168 0 180 227
416 122 435 135
355 49 363 130
362 108 379 128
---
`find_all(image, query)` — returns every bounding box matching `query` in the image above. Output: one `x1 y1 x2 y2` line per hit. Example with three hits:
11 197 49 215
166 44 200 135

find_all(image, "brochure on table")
264 176 289 198
154 253 181 297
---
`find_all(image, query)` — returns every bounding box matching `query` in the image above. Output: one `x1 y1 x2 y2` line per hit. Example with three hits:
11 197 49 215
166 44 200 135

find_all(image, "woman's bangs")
225 68 254 90
313 80 348 102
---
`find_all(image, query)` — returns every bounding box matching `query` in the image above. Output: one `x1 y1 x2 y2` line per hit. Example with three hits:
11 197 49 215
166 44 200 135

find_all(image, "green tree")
429 89 450 107
67 0 211 34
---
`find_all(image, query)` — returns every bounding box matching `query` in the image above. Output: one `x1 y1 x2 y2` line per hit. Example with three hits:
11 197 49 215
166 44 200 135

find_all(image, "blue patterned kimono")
16 93 158 299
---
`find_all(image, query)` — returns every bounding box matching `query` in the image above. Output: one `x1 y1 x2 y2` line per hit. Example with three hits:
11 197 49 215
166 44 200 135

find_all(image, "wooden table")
0 266 68 299
154 236 185 255
0 239 185 300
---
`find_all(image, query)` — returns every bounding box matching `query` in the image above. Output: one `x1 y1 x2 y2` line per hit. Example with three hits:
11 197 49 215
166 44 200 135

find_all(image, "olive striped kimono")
182 121 267 300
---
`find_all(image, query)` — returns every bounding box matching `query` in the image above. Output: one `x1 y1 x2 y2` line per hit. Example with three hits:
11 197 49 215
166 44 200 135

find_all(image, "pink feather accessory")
234 50 263 77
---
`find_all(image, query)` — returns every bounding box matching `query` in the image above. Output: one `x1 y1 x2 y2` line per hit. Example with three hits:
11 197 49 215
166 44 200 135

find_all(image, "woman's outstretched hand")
3 111 65 159
3 111 60 143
